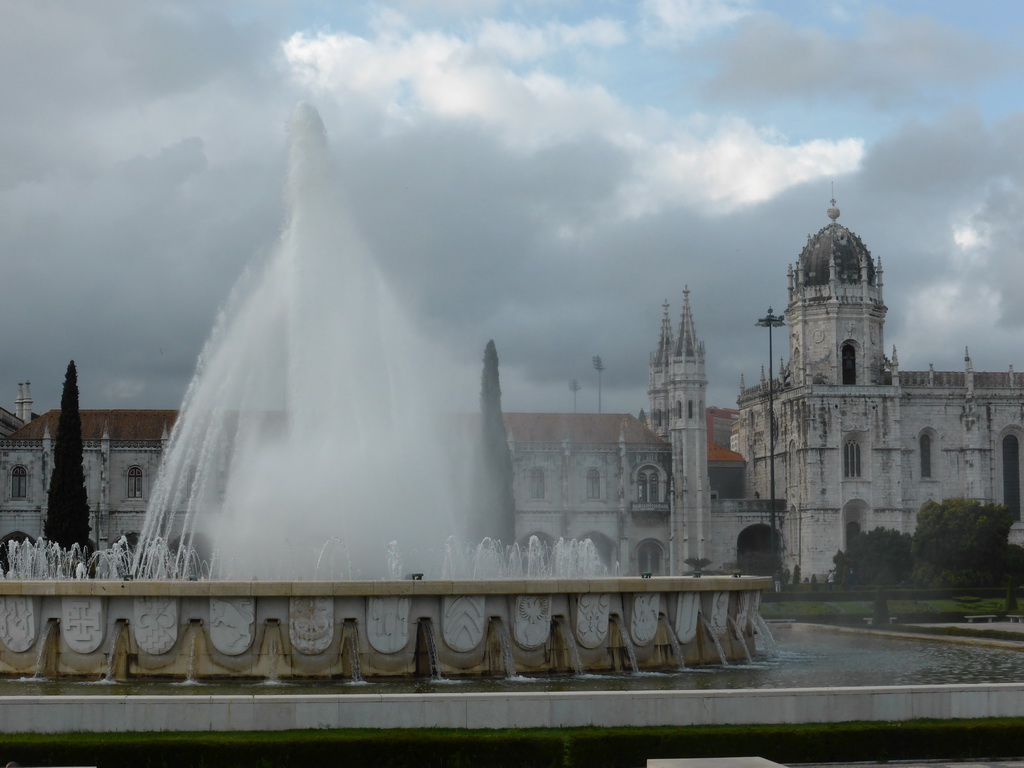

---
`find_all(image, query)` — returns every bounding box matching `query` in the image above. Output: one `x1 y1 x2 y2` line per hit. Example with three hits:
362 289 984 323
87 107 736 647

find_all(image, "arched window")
687 400 694 419
919 433 932 478
842 344 856 385
843 440 861 478
653 409 661 427
636 541 664 576
637 472 648 502
586 468 600 500
1003 435 1020 521
529 468 545 500
648 472 659 503
127 466 144 499
11 466 27 499
675 401 682 419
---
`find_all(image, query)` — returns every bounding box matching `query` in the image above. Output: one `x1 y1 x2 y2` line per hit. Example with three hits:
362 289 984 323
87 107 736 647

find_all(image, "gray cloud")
700 9 1015 109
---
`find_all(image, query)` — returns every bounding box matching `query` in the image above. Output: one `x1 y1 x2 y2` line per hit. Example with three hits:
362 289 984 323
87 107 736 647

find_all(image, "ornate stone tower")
649 288 710 571
786 201 887 388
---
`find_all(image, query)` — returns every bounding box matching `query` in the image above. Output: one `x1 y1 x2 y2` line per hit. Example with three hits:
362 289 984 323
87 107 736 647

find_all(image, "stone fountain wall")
0 576 770 680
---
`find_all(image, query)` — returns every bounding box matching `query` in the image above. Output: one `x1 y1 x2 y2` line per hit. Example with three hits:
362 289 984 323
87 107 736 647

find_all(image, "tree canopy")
43 360 92 550
912 497 1013 587
475 340 515 543
838 527 913 586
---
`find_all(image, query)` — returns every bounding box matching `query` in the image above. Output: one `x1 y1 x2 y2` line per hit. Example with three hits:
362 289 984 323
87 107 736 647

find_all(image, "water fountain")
0 105 768 685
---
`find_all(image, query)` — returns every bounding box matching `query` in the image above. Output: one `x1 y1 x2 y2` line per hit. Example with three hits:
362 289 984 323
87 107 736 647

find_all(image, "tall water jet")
135 104 469 579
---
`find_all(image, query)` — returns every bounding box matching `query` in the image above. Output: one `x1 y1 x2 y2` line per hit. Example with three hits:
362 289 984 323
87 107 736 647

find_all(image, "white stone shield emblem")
630 593 660 646
289 597 334 655
0 596 36 653
675 592 700 644
367 596 410 654
442 595 486 653
62 597 104 654
133 597 178 655
706 591 729 638
513 595 550 649
209 597 255 655
574 593 609 649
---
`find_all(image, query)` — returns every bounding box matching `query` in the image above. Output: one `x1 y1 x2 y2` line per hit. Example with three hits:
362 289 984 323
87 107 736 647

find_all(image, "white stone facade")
736 204 1024 577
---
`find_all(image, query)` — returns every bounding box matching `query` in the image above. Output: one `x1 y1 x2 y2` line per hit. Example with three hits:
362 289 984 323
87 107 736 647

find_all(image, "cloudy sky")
4 0 1023 418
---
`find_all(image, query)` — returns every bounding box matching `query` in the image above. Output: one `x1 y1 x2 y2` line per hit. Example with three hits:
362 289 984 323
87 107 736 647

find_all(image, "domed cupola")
798 201 875 286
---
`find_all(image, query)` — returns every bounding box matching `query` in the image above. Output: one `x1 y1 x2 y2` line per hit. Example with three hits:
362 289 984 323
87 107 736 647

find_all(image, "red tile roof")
8 410 178 441
503 413 666 444
708 444 744 463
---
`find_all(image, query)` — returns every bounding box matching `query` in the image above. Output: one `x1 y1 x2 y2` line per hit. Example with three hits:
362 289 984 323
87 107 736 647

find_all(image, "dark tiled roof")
8 410 178 441
503 413 666 445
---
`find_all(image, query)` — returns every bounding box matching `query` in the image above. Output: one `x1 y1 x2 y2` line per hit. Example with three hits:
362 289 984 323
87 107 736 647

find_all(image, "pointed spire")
675 286 700 358
891 345 899 368
655 299 674 365
760 365 766 384
739 373 746 391
964 346 974 372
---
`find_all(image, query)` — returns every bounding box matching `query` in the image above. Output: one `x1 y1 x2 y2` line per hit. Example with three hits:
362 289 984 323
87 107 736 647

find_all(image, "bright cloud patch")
283 20 862 215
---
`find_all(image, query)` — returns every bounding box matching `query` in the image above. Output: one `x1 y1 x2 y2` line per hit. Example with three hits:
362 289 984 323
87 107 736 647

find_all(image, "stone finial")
827 198 840 221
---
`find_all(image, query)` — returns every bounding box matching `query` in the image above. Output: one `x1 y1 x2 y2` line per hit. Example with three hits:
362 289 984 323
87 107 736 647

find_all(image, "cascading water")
132 104 471 580
752 613 780 658
727 615 753 664
610 615 638 674
698 614 729 666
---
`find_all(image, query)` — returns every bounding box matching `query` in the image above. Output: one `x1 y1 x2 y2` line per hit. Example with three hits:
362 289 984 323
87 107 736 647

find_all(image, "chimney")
15 381 32 422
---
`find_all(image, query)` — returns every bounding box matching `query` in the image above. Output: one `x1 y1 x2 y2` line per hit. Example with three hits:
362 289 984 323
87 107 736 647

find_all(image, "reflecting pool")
2 624 1021 696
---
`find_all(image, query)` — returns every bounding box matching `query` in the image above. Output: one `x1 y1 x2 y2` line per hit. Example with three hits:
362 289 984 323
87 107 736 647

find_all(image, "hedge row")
2 719 1023 768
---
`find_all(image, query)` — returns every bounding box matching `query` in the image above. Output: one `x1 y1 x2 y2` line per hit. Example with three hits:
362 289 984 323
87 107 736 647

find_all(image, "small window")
675 401 682 419
919 434 932 478
842 344 856 385
843 440 861 478
529 468 545 500
127 466 144 499
687 400 694 419
637 472 648 503
586 469 600 500
11 466 27 499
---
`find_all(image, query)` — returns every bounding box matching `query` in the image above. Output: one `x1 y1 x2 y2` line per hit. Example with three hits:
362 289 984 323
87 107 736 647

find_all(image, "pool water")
2 624 1021 696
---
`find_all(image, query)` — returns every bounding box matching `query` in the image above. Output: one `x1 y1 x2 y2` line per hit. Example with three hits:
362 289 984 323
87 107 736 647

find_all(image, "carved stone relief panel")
574 593 609 649
442 595 486 653
707 591 729 638
62 597 104 654
133 597 178 655
0 596 36 653
367 596 410 654
630 593 660 646
512 595 550 649
674 592 700 644
209 597 255 656
289 597 334 655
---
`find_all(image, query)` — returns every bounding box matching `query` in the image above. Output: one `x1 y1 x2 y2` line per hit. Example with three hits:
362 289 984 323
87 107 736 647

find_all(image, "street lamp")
756 307 785 557
592 356 604 414
569 379 581 413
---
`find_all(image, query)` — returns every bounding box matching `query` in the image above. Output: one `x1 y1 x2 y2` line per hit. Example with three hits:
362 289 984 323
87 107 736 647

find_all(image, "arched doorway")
736 524 780 575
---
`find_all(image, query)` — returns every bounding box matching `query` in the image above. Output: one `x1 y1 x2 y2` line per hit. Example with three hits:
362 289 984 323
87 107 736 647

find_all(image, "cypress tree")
43 361 92 550
477 340 516 544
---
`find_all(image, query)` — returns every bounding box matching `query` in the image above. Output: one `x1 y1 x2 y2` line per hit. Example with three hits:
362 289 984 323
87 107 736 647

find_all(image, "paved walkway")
797 762 1024 767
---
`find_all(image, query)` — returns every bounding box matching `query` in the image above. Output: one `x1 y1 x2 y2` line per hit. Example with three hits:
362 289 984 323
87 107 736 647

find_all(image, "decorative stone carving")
675 592 700 644
512 595 550 649
289 597 333 655
631 593 660 646
209 597 255 655
442 596 486 653
707 591 729 638
367 596 410 654
133 597 178 655
574 593 609 649
0 596 36 653
62 597 104 654
735 591 752 635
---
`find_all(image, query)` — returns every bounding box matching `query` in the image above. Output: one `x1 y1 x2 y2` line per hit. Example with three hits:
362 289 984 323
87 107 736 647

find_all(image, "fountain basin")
0 577 769 680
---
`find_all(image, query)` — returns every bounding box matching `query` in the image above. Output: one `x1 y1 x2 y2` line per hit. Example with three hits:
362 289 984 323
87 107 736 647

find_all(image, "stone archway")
736 523 781 575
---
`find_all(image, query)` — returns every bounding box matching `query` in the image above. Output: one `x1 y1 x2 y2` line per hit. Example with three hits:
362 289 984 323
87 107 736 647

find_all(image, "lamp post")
756 307 785 556
569 379 581 413
592 356 604 414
